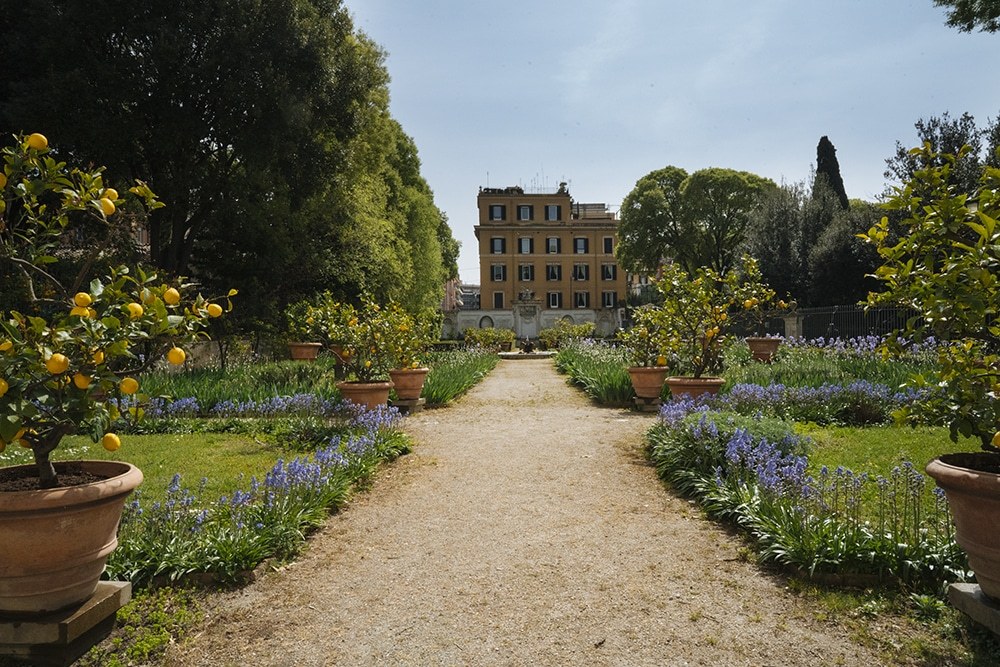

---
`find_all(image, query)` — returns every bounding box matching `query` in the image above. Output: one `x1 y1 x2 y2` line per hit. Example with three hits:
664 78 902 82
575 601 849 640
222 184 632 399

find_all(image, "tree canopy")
616 166 775 276
0 0 457 337
814 136 849 210
934 0 1000 32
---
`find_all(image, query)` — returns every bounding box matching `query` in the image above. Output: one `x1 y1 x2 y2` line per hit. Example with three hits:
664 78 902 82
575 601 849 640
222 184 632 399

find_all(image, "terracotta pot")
388 368 430 400
0 460 143 616
926 453 1000 600
627 366 670 399
665 376 725 398
288 341 322 361
746 337 781 363
337 380 394 410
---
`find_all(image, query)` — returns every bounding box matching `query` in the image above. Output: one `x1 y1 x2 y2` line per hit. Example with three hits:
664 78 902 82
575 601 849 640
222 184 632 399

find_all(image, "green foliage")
0 136 230 487
537 320 595 350
935 0 1000 32
651 256 779 377
420 348 500 406
462 327 515 351
862 144 1000 449
815 136 849 210
616 165 776 275
616 305 672 367
78 587 203 667
555 341 645 406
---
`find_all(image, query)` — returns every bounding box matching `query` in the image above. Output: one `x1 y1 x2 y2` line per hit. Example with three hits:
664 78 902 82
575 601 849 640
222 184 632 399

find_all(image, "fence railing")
788 305 916 340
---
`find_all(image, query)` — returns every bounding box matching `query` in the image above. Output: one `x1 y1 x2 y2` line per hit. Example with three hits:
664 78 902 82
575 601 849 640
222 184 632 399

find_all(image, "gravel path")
163 358 878 666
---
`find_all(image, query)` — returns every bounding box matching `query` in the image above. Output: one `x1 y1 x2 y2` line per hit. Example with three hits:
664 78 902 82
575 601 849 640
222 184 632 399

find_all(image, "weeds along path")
164 358 877 666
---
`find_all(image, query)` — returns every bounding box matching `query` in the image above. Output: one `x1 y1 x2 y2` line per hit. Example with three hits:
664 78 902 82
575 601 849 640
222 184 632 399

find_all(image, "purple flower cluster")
209 394 342 418
657 381 923 426
783 334 940 355
723 427 809 495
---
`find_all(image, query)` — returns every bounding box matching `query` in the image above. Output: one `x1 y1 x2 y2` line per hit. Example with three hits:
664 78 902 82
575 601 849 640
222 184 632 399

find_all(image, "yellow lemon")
101 433 121 452
27 133 48 150
99 198 116 216
73 373 91 389
87 308 97 318
0 340 11 352
743 299 755 310
167 347 186 365
92 349 105 365
656 355 667 366
46 353 69 374
127 302 144 319
103 187 119 201
119 377 139 394
74 292 92 307
0 378 8 397
0 173 6 188
206 303 223 318
163 287 181 305
70 306 90 317
993 432 1000 449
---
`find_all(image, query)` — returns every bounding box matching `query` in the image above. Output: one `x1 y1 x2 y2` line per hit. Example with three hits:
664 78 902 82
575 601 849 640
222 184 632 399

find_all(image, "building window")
491 237 505 254
548 292 562 309
546 237 560 254
489 204 506 221
546 264 561 281
493 292 504 309
519 237 533 254
517 205 533 221
491 264 507 281
519 264 535 281
601 264 617 280
544 204 561 221
574 237 589 254
572 264 589 281
574 291 590 308
603 237 614 254
602 291 617 308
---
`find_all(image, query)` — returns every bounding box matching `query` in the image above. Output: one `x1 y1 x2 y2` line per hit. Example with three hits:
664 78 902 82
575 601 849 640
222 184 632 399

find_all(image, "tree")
616 166 690 274
814 136 849 210
935 0 1000 32
617 166 774 276
806 201 882 306
884 111 1000 196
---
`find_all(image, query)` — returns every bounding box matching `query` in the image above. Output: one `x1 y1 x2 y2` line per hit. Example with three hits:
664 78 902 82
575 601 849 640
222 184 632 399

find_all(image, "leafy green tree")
617 166 774 276
806 200 882 306
814 136 849 210
885 111 1000 196
743 183 808 300
935 0 1000 32
617 166 690 274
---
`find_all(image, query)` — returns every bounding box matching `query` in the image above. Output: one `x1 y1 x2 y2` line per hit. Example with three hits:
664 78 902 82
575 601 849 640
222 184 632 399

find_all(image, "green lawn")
2 433 283 505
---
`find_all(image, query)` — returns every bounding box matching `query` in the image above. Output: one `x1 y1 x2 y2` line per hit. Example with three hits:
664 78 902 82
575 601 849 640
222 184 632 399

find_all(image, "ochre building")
465 184 626 338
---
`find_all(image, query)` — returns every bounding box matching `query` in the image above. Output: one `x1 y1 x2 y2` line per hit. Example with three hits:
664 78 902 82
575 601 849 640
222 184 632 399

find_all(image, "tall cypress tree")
814 136 850 210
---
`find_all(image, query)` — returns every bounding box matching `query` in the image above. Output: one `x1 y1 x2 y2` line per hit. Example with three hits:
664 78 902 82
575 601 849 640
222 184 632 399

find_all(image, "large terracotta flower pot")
627 366 670 399
337 380 394 410
926 452 1000 600
288 341 322 361
665 376 725 399
388 368 430 400
746 337 781 363
0 460 143 616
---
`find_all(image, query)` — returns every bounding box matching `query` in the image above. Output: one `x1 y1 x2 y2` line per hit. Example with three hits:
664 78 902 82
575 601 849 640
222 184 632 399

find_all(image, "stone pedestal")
0 581 131 666
633 396 662 413
391 397 426 414
949 583 1000 636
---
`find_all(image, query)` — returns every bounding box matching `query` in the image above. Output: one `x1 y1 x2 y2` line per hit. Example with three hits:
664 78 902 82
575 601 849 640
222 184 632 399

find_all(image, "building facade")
461 184 627 338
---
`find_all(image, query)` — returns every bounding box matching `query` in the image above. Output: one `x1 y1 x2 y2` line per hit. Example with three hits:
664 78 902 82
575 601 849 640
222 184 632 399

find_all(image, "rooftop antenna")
486 171 489 188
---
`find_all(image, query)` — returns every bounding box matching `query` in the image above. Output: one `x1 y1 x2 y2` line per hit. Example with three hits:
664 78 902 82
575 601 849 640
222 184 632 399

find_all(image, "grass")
802 424 982 478
1 433 284 505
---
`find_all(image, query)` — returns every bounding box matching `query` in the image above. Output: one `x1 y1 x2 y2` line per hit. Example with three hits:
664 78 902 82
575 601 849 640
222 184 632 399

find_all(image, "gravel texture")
163 358 878 666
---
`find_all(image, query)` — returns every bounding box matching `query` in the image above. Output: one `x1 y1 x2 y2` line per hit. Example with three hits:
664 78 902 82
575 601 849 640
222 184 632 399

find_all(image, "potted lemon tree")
617 305 672 400
861 144 1000 600
385 304 436 401
0 134 232 615
323 295 397 409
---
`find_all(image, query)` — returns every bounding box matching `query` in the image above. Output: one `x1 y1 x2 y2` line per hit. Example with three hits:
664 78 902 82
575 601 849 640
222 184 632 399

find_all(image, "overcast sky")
347 1 1000 283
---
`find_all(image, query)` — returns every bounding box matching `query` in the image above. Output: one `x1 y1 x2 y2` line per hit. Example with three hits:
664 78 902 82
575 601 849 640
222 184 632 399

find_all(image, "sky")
347 0 1000 284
